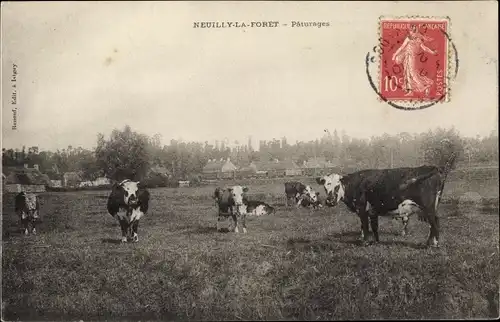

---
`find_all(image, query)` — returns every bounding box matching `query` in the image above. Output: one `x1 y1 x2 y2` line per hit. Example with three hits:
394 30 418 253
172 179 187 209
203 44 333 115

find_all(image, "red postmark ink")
379 17 449 103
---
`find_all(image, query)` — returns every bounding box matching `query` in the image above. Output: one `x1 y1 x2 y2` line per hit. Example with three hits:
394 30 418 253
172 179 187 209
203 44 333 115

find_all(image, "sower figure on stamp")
392 24 438 97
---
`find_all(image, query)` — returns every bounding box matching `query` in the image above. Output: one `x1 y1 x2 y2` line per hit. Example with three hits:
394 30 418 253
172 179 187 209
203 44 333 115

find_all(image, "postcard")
2 1 498 321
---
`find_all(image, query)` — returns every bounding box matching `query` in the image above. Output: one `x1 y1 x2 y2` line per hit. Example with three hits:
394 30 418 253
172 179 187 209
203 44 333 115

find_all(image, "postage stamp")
378 16 451 104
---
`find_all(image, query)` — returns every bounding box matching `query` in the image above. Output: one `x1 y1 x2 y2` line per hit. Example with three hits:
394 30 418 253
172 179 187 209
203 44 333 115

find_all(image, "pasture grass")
2 175 499 321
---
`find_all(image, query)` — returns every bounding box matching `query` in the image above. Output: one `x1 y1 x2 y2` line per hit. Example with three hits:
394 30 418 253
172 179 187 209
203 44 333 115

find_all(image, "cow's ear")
243 187 249 192
316 177 325 185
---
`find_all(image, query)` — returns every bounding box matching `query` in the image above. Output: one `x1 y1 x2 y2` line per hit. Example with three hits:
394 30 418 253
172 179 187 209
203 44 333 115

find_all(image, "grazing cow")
298 191 323 209
284 181 320 208
316 153 456 247
213 185 249 233
107 179 150 243
245 200 276 216
15 191 40 235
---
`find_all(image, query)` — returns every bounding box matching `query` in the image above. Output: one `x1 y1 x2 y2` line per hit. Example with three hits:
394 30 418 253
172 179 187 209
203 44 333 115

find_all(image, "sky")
1 1 498 152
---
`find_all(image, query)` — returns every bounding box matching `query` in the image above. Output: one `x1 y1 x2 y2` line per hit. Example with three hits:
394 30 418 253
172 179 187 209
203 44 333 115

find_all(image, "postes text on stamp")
379 17 450 104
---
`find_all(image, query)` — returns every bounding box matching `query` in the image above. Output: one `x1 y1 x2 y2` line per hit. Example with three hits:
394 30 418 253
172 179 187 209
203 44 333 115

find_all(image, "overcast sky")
2 1 498 151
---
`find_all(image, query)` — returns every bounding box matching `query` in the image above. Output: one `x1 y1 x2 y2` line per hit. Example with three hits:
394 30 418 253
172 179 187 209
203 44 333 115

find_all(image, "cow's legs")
369 214 380 242
231 214 239 233
426 211 440 247
118 219 129 242
356 214 364 240
359 212 370 245
31 217 37 235
241 214 247 233
20 213 29 235
295 195 303 208
131 220 139 242
401 216 409 237
217 214 222 231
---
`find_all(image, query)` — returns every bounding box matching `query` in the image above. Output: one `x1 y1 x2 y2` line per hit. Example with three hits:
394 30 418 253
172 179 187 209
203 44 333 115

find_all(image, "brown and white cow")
316 153 456 247
15 191 40 235
107 179 150 242
213 185 249 233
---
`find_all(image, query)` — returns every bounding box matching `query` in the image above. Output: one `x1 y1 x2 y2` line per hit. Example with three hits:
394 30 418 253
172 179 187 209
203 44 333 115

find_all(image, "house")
251 159 303 177
3 166 51 193
50 180 63 187
238 162 258 178
301 157 337 176
283 159 303 176
63 172 83 187
46 171 63 187
78 176 111 188
93 176 111 186
202 158 238 179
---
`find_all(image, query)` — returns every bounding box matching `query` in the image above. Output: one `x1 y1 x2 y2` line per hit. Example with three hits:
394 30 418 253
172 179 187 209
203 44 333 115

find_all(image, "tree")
79 150 102 181
95 125 151 181
420 127 463 170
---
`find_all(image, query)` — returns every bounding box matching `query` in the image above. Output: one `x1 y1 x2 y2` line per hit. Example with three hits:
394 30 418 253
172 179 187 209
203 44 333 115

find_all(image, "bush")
142 173 170 188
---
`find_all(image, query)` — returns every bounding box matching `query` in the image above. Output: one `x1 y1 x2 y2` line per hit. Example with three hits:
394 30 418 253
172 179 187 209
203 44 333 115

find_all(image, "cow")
213 185 249 233
15 191 40 235
316 153 456 247
298 190 323 209
107 179 150 243
244 200 276 217
284 181 320 208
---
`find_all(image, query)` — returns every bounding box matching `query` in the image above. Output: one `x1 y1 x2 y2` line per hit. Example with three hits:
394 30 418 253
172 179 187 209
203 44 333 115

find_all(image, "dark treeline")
2 125 498 182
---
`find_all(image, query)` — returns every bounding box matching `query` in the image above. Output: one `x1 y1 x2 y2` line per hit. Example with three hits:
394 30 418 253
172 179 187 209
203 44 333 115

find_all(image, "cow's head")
228 186 248 205
229 185 248 214
316 174 344 207
119 179 140 206
303 185 319 203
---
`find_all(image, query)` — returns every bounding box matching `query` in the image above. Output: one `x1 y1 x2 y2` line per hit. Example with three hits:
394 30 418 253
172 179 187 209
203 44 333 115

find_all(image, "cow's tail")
416 151 458 222
439 151 458 185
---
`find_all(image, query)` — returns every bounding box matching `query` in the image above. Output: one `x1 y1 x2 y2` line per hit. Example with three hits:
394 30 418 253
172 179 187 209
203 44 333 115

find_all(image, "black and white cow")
15 191 40 235
298 190 323 209
316 154 456 247
213 185 249 233
244 200 276 217
107 179 150 243
284 181 320 208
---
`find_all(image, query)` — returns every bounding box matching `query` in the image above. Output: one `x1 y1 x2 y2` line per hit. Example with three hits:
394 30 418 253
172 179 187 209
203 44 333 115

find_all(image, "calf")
284 181 320 208
245 200 276 216
15 192 40 235
298 191 323 209
213 185 249 233
107 179 150 243
316 154 456 247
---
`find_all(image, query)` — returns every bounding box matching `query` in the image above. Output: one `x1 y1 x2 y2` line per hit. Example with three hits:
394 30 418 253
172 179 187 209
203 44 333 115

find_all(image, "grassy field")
2 170 499 321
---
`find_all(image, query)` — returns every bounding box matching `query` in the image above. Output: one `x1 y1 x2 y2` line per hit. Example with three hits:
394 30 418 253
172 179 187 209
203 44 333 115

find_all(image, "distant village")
2 155 340 193
2 126 498 193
